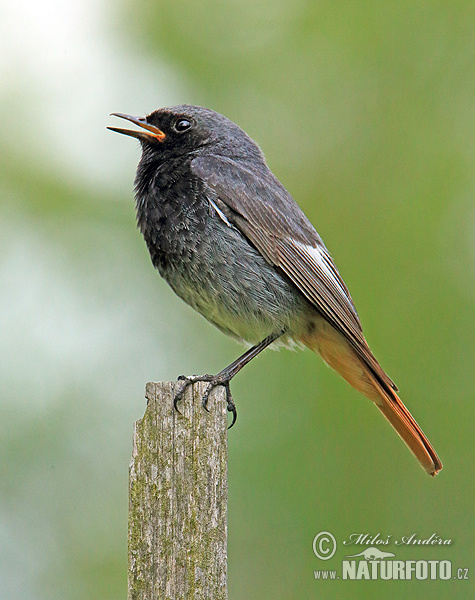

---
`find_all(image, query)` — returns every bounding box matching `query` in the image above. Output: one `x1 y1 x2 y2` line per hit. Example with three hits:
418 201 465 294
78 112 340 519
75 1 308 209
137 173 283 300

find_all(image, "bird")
108 105 442 476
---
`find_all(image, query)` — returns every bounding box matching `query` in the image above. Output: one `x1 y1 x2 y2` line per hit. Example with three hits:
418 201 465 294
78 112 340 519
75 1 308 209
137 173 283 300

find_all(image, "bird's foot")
175 374 237 428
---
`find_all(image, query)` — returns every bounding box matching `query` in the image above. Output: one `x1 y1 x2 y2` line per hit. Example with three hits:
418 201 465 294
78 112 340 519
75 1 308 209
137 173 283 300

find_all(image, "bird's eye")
174 118 192 132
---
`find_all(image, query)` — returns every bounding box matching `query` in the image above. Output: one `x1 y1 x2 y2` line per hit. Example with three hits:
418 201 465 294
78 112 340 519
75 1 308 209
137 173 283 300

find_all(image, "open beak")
107 113 166 143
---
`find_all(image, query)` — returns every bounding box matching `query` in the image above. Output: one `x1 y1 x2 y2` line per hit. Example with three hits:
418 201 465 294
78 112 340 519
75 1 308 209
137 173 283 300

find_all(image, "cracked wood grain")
128 381 228 600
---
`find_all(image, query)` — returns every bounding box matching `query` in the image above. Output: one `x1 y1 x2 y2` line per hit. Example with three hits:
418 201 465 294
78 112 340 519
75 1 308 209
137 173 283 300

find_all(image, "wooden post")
128 381 228 600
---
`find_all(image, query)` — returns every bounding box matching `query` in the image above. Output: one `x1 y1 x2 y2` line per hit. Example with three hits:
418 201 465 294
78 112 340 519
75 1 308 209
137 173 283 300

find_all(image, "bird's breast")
135 168 311 344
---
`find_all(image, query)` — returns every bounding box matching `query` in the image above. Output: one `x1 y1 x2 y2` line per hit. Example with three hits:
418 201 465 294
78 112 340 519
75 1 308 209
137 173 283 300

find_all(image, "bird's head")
108 104 264 163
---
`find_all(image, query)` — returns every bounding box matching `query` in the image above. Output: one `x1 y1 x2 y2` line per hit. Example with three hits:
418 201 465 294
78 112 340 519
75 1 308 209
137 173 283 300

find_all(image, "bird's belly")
157 221 311 345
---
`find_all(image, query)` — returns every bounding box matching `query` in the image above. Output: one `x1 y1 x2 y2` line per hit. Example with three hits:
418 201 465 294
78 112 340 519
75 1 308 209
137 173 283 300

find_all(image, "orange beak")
107 113 166 143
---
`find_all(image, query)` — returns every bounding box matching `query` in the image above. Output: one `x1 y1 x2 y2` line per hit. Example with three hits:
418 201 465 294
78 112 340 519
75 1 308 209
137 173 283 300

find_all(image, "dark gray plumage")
108 105 442 476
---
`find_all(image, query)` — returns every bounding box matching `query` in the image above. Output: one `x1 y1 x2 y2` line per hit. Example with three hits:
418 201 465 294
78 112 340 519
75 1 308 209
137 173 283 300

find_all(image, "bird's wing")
192 154 395 390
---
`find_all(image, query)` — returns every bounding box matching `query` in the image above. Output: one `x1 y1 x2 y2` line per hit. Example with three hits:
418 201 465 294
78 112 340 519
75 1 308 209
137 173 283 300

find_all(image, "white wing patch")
209 198 232 227
292 240 348 295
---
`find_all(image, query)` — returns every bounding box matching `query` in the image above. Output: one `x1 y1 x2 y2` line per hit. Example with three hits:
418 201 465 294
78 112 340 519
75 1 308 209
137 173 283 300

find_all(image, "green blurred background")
1 1 474 598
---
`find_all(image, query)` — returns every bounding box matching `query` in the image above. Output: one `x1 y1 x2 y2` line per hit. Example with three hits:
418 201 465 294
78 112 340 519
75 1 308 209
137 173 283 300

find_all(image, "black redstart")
108 105 442 476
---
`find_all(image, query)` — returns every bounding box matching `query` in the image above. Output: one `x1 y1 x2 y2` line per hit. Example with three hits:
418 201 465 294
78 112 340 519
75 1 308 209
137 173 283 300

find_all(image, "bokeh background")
1 1 474 598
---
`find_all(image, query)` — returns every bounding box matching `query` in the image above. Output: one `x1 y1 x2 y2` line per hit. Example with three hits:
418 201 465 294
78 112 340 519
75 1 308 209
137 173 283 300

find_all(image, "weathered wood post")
128 381 228 600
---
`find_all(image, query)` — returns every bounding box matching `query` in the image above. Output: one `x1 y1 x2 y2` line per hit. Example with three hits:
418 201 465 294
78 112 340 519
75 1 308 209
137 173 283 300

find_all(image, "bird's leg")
174 330 284 427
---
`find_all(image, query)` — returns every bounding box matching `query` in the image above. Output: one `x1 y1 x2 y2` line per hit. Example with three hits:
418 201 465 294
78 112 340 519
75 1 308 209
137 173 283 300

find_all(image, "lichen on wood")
128 381 228 600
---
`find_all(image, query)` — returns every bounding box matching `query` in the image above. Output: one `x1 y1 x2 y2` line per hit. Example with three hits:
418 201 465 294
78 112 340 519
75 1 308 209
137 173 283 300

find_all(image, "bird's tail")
301 320 442 476
364 373 442 476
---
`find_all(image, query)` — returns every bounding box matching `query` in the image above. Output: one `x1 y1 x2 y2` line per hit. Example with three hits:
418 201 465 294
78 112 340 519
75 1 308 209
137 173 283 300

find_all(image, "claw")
173 384 185 414
173 375 199 414
228 408 237 429
172 373 238 426
202 384 212 412
225 383 237 428
171 332 283 426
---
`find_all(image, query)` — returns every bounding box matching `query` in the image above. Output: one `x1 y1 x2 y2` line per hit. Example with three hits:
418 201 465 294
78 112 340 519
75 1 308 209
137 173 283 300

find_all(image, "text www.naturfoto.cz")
314 560 462 581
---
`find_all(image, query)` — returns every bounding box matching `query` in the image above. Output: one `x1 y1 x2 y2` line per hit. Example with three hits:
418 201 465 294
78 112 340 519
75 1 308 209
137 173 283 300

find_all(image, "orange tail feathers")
301 320 442 476
368 380 442 476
